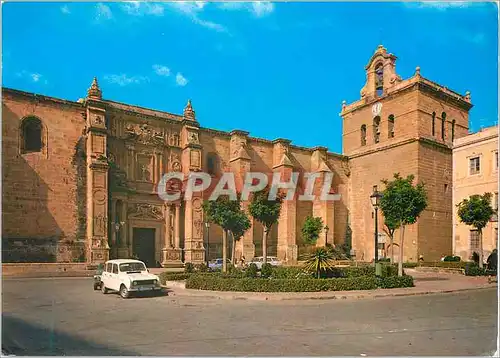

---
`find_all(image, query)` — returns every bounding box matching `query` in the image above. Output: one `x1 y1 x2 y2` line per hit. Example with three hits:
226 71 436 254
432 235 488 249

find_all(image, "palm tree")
302 247 336 279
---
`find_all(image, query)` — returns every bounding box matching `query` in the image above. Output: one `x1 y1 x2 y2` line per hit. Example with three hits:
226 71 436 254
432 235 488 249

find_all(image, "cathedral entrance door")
132 228 156 268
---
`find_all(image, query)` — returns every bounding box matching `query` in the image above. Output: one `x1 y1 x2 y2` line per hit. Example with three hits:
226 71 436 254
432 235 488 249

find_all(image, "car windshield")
119 262 147 273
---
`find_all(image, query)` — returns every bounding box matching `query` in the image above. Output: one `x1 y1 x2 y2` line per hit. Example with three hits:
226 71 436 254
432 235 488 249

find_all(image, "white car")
100 259 162 299
250 256 282 269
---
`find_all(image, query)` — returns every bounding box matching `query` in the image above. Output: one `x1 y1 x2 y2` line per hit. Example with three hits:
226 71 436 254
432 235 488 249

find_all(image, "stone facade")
453 126 498 260
2 46 481 265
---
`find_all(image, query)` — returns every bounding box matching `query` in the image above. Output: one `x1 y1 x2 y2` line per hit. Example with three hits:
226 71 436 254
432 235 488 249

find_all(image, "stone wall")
2 89 87 261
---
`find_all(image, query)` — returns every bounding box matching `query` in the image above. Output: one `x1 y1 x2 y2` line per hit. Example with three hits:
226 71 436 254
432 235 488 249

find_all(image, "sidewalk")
165 270 497 301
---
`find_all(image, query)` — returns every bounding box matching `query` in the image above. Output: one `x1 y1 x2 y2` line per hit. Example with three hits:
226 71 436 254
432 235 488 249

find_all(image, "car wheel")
120 285 130 299
93 283 99 291
101 284 109 294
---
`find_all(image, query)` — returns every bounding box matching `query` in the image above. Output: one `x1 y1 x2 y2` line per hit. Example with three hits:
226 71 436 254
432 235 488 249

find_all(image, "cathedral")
2 46 473 266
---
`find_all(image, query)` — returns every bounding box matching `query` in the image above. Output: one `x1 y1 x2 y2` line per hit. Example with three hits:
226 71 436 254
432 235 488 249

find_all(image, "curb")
167 285 497 302
2 271 94 279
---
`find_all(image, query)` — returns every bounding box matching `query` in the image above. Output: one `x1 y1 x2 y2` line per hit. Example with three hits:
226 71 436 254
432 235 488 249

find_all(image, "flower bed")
185 275 414 292
159 264 402 284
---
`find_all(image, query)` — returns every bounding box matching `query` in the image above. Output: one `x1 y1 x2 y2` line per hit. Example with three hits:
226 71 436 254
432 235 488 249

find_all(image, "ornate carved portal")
128 203 164 220
125 123 164 146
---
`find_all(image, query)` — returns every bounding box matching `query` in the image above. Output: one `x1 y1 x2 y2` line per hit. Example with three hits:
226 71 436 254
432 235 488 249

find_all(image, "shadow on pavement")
2 314 139 356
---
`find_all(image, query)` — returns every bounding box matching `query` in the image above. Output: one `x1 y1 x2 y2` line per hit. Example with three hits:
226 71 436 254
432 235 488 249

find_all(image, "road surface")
2 277 497 356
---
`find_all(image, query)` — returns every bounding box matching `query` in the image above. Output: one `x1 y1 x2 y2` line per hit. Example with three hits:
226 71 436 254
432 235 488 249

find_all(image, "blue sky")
3 1 498 154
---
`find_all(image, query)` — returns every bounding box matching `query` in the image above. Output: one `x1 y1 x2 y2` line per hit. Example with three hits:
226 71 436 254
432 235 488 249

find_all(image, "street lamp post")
204 222 211 265
370 188 383 267
324 225 330 246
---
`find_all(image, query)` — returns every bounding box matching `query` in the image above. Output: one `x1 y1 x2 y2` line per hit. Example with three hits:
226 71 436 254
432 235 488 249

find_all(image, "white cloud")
16 71 47 84
169 1 207 15
175 73 188 87
251 2 274 17
95 3 112 21
217 1 275 17
104 74 148 86
121 2 164 16
60 5 71 14
153 64 171 77
167 2 228 33
31 73 42 82
403 2 473 10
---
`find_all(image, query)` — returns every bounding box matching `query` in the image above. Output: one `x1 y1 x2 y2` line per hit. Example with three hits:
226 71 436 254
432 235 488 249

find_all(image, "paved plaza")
2 277 498 356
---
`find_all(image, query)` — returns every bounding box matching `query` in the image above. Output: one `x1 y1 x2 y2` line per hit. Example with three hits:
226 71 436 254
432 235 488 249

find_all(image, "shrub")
418 261 468 269
195 263 209 272
465 263 486 276
377 275 414 289
443 255 461 262
184 262 195 273
159 272 191 284
227 266 246 278
261 263 273 278
185 275 414 292
246 263 258 278
270 266 311 279
402 262 419 268
472 252 480 265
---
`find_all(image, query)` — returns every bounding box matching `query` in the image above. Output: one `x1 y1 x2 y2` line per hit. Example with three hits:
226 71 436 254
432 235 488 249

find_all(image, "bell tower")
341 46 472 262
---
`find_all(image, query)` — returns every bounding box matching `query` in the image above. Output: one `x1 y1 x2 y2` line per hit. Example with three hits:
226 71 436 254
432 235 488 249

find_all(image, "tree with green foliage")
383 217 399 264
226 209 251 266
248 187 284 264
301 216 324 245
379 173 428 276
203 196 251 273
456 193 495 269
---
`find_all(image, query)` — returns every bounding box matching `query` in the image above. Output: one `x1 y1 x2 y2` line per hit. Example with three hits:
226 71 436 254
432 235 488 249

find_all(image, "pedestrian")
487 249 497 283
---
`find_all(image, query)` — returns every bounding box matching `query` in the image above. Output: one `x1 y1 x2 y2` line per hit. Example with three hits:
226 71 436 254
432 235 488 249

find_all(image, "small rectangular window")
112 264 118 274
469 157 480 175
106 263 112 273
470 230 480 251
495 151 498 172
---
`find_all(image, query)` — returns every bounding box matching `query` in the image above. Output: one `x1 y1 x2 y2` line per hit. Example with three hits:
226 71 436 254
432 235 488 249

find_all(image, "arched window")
375 63 384 97
432 112 436 136
206 153 219 175
388 114 395 138
451 119 456 141
21 117 43 153
360 125 367 146
441 112 446 140
373 116 381 144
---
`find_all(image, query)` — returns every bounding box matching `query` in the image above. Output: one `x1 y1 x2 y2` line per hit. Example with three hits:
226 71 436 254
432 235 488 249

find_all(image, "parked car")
99 259 162 299
208 258 232 270
250 256 282 269
93 263 104 291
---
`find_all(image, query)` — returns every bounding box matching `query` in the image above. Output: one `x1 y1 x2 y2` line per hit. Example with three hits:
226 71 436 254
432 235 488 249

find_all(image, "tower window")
373 116 381 144
388 114 395 138
375 63 384 97
206 153 218 175
441 112 446 140
21 117 43 153
451 119 456 141
432 112 436 136
361 125 367 146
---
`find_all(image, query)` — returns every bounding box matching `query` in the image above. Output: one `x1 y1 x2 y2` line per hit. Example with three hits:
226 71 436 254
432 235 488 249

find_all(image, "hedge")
185 275 414 292
160 264 402 284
